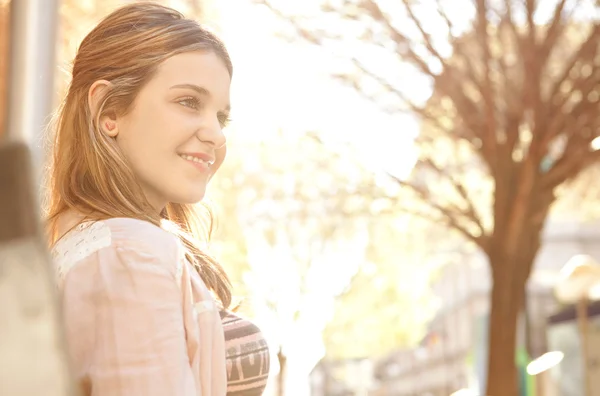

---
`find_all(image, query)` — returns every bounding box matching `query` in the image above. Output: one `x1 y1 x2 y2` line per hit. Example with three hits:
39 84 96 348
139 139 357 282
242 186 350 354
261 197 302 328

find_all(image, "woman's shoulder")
102 217 180 251
53 217 180 255
51 217 183 288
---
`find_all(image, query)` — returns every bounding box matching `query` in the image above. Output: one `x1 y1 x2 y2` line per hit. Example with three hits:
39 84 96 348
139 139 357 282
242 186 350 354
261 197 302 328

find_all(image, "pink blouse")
51 218 228 395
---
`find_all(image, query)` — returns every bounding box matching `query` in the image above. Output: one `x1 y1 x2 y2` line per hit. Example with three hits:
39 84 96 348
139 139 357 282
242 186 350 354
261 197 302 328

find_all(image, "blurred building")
371 218 600 396
309 218 600 396
310 358 375 396
544 300 600 396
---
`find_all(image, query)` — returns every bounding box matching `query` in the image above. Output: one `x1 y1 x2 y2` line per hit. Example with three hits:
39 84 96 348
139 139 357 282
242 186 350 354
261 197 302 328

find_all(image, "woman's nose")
196 116 226 148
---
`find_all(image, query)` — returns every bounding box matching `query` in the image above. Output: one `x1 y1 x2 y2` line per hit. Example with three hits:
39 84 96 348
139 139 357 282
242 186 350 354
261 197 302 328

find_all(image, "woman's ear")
88 80 118 137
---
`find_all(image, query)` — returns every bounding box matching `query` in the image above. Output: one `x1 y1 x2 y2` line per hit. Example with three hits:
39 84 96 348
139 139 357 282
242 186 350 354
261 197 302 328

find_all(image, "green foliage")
323 215 442 359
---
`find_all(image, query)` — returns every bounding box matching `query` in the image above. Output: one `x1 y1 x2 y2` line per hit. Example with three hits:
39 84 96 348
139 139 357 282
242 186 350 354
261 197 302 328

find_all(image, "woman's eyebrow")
170 83 209 96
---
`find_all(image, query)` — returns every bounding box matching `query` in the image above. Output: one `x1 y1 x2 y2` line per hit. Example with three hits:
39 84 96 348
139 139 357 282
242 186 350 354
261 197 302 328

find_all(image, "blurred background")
2 0 600 395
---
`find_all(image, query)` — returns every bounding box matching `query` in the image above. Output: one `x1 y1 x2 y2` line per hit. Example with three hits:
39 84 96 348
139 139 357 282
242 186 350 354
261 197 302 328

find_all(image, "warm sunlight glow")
450 389 478 396
591 136 600 151
214 3 443 391
219 0 421 180
526 351 564 375
39 2 600 396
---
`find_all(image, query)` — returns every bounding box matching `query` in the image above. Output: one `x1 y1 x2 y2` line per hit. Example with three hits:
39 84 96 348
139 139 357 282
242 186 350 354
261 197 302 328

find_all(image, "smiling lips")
179 153 215 170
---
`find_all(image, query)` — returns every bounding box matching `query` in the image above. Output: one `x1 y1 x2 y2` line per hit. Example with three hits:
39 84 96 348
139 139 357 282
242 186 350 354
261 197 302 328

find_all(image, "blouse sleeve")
61 229 196 396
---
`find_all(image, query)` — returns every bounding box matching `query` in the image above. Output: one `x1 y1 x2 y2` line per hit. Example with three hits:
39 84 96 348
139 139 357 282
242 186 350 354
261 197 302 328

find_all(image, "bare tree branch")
547 24 600 112
495 17 525 163
419 158 487 239
524 0 547 152
542 132 600 190
386 172 487 249
401 0 445 67
255 0 494 173
533 23 600 154
253 0 599 251
358 0 436 77
525 0 537 44
543 72 600 152
475 0 498 171
503 0 527 58
405 0 490 120
394 206 477 241
538 0 573 63
434 0 454 36
434 0 486 98
261 6 486 154
348 59 482 146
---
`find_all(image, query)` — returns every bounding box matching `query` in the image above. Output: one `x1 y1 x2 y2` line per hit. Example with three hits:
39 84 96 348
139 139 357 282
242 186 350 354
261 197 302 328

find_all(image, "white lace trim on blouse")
51 221 112 290
50 221 184 290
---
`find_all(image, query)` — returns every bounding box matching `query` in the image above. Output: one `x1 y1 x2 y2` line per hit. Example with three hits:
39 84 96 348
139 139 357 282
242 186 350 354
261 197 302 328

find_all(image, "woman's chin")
170 189 207 206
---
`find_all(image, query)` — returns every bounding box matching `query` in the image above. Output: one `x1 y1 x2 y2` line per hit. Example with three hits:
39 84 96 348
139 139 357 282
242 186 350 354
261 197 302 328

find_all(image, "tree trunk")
485 225 543 396
485 272 526 396
484 167 553 395
277 347 287 396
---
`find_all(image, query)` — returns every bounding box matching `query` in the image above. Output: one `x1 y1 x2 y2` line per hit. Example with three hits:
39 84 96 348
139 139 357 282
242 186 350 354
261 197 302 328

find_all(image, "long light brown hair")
46 2 233 308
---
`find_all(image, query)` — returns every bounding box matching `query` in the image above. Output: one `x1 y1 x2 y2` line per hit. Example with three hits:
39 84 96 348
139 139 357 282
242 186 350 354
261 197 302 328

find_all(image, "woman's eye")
218 113 231 128
178 97 200 110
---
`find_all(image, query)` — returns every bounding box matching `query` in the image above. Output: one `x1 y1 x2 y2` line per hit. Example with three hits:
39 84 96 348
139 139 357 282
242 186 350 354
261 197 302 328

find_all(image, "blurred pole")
4 0 58 171
277 346 287 396
577 297 591 396
0 4 9 136
0 1 77 395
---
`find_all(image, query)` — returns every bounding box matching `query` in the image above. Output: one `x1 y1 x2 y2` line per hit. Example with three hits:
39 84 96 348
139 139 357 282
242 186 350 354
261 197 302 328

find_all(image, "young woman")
46 3 269 395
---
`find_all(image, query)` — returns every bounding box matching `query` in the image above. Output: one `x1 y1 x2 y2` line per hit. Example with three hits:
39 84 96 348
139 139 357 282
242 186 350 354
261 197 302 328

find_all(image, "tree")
252 0 600 394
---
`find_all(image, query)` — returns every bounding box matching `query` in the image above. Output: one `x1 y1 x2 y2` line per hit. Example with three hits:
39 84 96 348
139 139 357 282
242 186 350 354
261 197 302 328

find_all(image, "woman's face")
104 51 231 211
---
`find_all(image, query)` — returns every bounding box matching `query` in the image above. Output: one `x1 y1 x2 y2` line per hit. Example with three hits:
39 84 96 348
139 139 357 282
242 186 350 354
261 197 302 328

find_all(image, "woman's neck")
54 210 92 241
